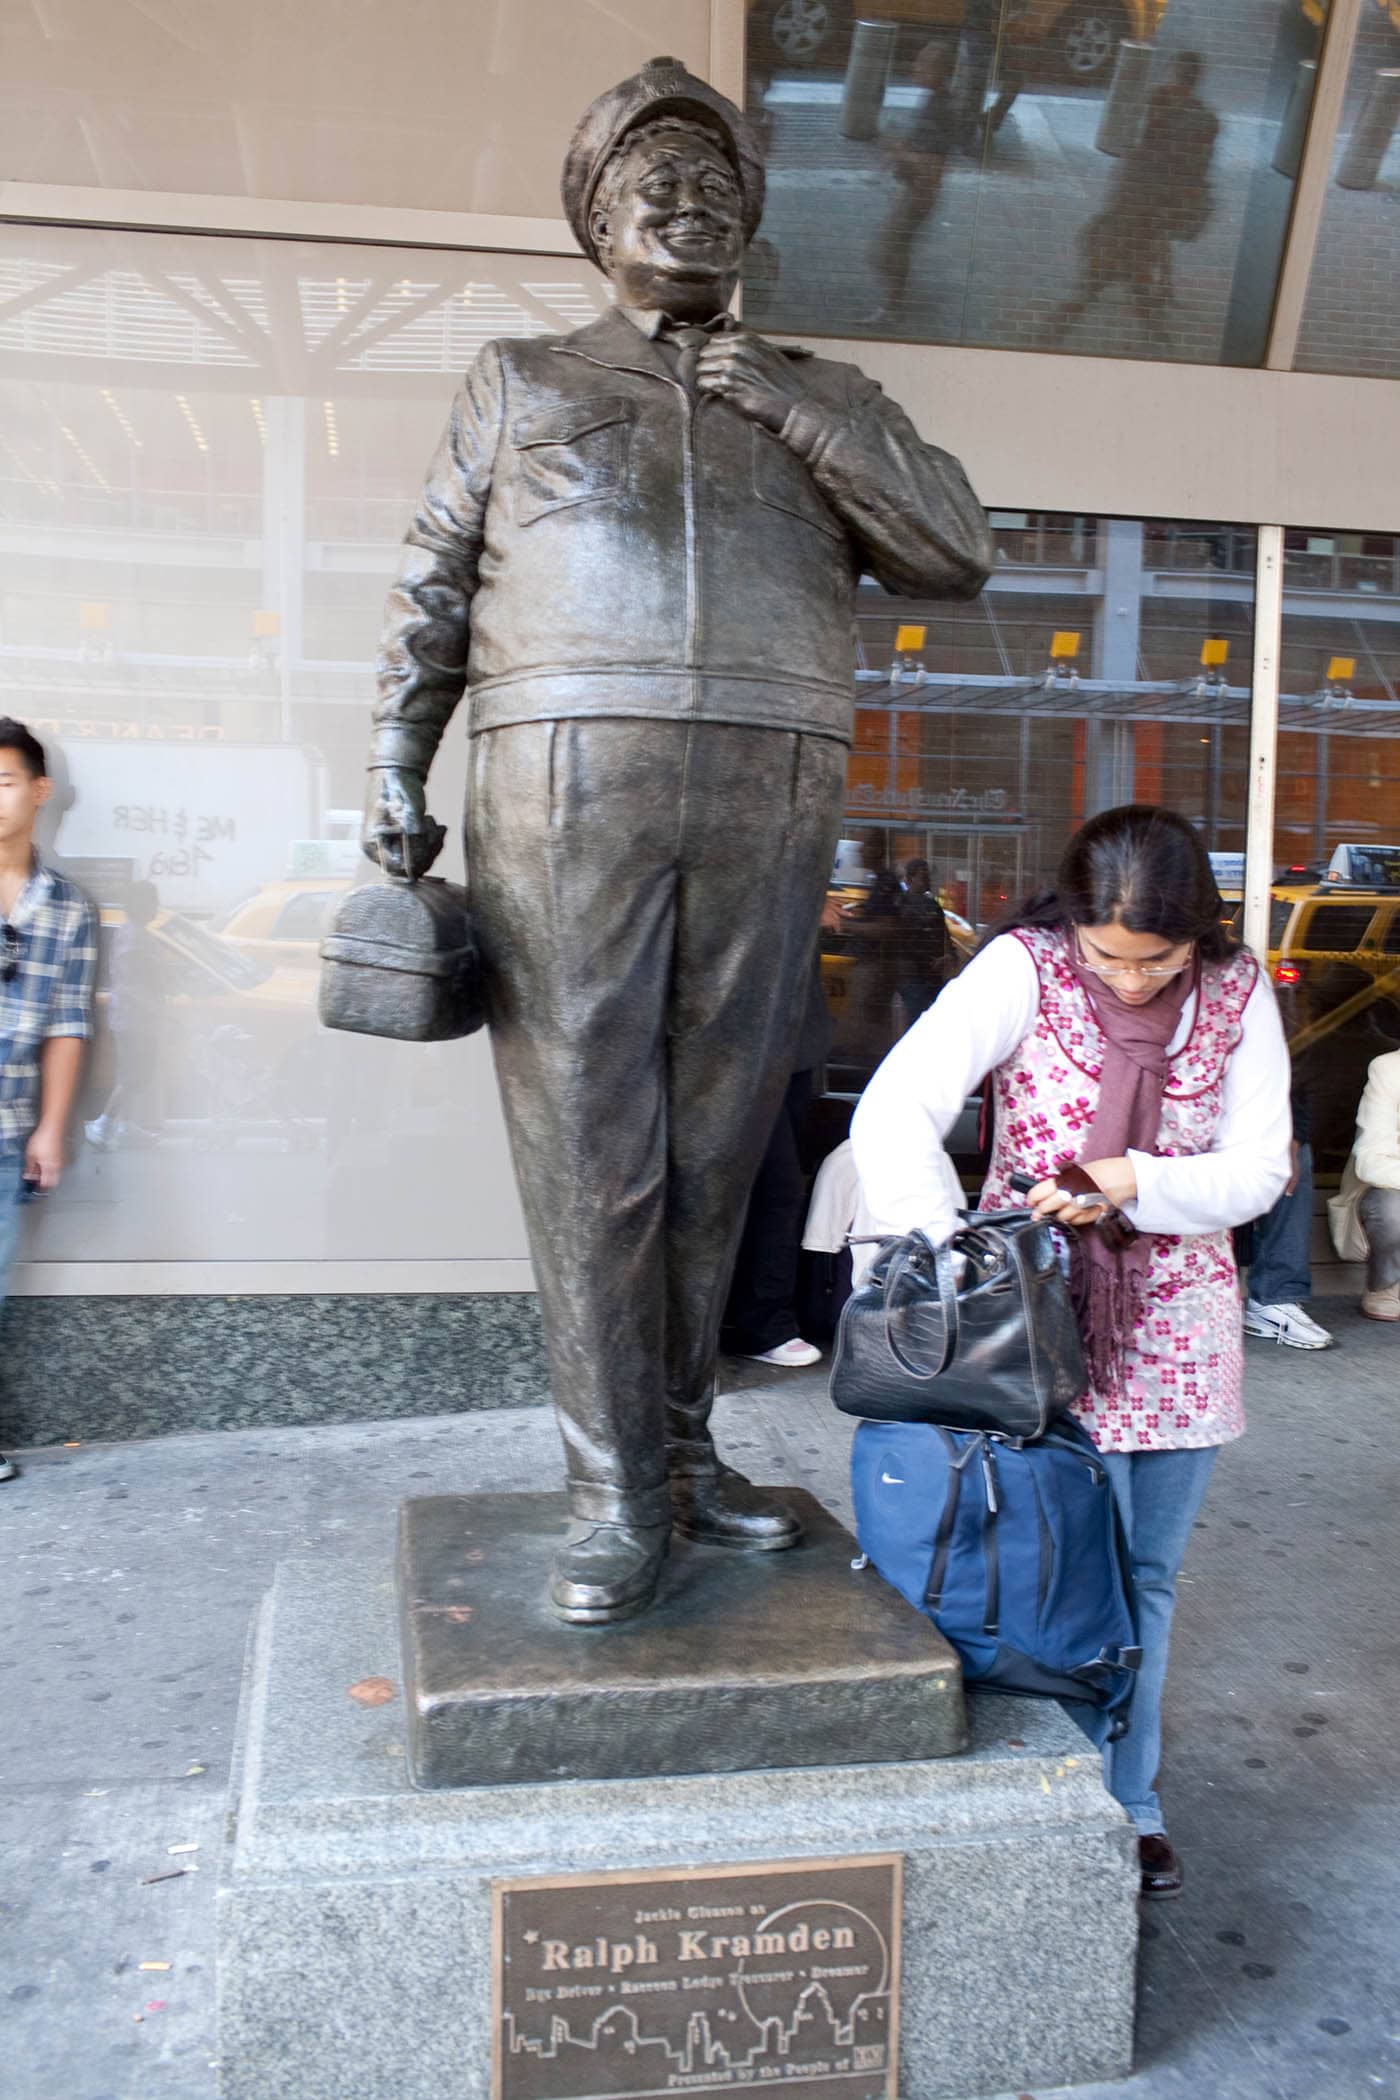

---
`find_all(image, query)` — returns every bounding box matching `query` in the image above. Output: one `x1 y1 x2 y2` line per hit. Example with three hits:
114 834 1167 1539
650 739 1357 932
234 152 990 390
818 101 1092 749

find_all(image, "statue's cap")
561 56 765 268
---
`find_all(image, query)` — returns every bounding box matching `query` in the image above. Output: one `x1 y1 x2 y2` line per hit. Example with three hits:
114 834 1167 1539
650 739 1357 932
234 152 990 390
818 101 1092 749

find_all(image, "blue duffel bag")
851 1416 1141 1731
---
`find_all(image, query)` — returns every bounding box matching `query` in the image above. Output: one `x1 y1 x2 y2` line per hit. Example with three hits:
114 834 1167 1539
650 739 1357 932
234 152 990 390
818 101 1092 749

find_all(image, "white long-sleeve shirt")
1353 1048 1400 1193
851 932 1292 1245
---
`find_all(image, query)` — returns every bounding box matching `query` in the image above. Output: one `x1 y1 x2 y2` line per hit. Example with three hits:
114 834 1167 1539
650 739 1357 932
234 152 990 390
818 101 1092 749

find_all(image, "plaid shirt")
0 857 98 1153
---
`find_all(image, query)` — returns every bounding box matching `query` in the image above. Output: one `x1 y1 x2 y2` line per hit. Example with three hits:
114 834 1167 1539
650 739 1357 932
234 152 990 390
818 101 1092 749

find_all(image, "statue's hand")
362 765 447 880
696 327 806 433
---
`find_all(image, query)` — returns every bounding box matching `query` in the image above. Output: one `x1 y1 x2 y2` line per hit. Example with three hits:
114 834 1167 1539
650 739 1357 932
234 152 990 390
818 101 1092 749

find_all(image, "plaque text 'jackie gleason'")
493 1855 901 2100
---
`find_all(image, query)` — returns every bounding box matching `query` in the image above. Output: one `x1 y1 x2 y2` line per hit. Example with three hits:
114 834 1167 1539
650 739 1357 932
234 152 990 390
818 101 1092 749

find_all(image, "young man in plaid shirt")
0 719 97 1481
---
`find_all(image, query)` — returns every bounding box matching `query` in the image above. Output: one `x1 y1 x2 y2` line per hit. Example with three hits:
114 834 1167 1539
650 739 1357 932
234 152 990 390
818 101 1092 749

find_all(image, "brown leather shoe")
669 1465 802 1551
1138 1833 1183 1900
547 1520 671 1625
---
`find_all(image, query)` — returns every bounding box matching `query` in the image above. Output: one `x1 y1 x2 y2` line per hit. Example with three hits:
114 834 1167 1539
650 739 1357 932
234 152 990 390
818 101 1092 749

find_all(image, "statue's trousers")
467 716 847 1525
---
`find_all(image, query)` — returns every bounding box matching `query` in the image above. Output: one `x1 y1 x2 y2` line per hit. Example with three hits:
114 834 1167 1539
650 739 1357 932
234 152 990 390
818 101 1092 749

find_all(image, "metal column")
1243 526 1284 966
841 20 897 139
1087 519 1143 815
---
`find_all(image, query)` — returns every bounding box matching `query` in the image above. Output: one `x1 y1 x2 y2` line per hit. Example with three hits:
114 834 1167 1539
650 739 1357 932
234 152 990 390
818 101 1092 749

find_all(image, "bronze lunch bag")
319 868 483 1044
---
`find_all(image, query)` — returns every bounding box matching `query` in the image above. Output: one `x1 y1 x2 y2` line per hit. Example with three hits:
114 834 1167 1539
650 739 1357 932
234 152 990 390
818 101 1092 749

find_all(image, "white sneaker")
741 1337 822 1368
1242 1299 1335 1350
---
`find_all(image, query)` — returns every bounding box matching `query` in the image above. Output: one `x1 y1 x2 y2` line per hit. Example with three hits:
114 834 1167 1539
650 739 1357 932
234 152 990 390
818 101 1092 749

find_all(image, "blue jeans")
0 1146 23 1311
1247 1141 1313 1304
1074 1445 1219 1836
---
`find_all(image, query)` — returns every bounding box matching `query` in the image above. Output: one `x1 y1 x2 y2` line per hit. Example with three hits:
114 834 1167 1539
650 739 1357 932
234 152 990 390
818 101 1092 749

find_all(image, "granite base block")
218 1556 1139 2100
0 1291 548 1444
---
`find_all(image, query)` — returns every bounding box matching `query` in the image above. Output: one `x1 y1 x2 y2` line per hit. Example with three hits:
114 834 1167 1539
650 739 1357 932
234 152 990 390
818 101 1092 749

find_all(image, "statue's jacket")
371 308 993 770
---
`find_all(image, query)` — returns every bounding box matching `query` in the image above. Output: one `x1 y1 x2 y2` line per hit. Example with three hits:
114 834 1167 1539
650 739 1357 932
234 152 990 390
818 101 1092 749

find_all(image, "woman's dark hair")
0 716 46 779
986 804 1234 963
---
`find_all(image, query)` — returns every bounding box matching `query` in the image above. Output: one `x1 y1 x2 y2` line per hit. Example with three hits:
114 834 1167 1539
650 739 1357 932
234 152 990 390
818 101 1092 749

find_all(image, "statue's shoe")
669 1465 802 1551
547 1520 671 1625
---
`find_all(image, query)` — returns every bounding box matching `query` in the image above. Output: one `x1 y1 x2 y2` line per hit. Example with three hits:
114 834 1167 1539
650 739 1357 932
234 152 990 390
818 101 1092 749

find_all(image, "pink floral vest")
981 928 1259 1454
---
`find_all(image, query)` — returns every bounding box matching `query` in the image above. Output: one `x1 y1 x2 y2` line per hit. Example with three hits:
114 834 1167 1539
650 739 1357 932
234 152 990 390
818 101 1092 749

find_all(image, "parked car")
1324 842 1400 887
213 878 350 971
750 0 1168 82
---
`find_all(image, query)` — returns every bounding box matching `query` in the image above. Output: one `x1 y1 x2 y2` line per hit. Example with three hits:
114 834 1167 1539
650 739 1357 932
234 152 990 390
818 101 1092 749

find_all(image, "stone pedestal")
217 1554 1138 2100
397 1490 967 1786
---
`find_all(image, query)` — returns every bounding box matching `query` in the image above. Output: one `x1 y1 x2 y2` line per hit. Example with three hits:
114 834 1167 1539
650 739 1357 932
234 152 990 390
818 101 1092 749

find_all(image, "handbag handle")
880 1230 961 1381
877 1211 1035 1383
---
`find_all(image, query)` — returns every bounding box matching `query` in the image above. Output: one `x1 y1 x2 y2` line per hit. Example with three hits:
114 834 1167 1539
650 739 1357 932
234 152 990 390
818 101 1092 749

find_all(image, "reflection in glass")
821 512 1256 1097
1269 531 1400 1177
1295 1 1400 379
745 0 1323 363
0 225 614 1264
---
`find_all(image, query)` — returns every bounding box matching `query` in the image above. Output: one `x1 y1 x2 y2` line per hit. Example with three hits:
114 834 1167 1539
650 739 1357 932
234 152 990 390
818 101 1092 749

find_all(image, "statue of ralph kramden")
362 57 992 1625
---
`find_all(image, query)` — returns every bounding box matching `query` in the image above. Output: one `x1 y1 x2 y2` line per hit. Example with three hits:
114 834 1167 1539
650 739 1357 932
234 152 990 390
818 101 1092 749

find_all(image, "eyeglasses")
1 923 17 985
1074 928 1193 983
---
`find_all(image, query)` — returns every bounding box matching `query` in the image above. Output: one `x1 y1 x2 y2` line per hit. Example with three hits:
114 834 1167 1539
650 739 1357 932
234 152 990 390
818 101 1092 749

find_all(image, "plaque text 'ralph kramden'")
493 1854 902 2100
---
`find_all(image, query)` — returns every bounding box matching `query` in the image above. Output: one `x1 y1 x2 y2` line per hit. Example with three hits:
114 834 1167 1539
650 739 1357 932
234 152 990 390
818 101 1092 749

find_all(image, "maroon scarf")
1067 934 1198 1394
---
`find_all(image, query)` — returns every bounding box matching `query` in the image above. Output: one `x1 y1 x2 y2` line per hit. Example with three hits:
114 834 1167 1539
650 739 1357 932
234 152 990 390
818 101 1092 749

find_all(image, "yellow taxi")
753 0 1168 80
214 879 351 972
1217 880 1400 1064
1303 0 1400 32
87 903 325 1130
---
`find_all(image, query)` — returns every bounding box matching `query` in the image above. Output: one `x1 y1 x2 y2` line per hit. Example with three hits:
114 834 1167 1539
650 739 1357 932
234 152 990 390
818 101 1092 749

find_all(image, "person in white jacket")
1330 1048 1400 1321
852 804 1291 1902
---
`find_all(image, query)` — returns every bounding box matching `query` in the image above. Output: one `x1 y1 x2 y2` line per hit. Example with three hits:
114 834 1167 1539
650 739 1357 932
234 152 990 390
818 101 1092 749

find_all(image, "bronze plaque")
492 1854 901 2100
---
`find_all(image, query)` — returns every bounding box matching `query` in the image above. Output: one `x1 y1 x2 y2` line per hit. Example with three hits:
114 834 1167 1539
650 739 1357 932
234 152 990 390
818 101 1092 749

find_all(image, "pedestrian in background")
1328 1046 1400 1321
865 41 958 327
1046 51 1219 347
0 719 97 1482
723 960 833 1368
896 857 953 1023
1240 1087 1334 1349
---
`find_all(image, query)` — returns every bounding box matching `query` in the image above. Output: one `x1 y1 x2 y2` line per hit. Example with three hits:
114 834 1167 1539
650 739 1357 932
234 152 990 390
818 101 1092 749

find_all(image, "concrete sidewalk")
2 1297 1398 2100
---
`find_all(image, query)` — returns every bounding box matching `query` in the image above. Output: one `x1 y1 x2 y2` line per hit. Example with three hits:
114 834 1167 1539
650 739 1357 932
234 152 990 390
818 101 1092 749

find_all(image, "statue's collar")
560 305 813 370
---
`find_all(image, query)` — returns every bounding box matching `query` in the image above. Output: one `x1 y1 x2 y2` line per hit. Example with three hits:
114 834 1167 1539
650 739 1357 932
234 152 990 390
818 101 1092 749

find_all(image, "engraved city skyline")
504 1968 890 2077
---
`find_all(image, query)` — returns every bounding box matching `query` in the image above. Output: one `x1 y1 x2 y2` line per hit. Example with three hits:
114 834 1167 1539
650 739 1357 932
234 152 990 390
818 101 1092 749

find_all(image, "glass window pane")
1274 530 1400 1175
746 0 1324 365
0 220 610 1266
823 515 1256 1109
1294 3 1400 379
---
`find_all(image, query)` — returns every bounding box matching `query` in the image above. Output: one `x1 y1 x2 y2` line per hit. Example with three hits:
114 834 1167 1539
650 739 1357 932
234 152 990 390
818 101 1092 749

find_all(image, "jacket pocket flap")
511 395 632 449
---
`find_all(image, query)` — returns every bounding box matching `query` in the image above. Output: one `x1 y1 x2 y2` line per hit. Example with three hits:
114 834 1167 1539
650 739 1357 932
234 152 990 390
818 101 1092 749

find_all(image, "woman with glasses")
851 803 1291 1900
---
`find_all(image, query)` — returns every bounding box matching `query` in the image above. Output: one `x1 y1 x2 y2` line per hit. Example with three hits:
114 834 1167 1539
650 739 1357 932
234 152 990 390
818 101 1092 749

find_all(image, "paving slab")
3 1301 1400 2099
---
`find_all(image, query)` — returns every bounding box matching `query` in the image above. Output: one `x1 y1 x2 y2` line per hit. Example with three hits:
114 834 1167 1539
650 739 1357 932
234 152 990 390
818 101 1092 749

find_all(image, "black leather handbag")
318 870 484 1044
829 1210 1088 1440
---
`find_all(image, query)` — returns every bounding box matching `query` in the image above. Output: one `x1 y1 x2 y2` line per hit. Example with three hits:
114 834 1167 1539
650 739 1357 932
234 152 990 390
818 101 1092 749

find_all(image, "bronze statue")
362 57 992 1625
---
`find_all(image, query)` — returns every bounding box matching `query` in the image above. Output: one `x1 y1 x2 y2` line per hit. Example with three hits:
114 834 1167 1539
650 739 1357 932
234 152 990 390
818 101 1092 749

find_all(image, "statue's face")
593 127 745 316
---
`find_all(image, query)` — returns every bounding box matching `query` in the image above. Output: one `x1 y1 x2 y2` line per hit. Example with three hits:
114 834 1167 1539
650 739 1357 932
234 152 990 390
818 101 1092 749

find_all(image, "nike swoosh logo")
881 1472 905 1486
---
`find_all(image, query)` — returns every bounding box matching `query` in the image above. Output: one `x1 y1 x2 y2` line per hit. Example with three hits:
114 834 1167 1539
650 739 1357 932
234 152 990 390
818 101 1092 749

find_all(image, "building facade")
2 0 1398 1430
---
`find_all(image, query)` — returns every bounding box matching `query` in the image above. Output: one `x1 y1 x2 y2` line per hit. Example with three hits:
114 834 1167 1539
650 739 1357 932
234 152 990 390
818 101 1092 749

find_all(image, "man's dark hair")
0 717 47 779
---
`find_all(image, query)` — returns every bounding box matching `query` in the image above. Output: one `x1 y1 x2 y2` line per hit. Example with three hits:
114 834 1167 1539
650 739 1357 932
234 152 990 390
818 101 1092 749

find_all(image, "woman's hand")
1027 1157 1137 1226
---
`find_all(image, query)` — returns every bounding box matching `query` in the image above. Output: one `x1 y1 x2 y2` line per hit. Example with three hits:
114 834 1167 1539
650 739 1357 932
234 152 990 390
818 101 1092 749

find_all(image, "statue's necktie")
667 325 712 396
